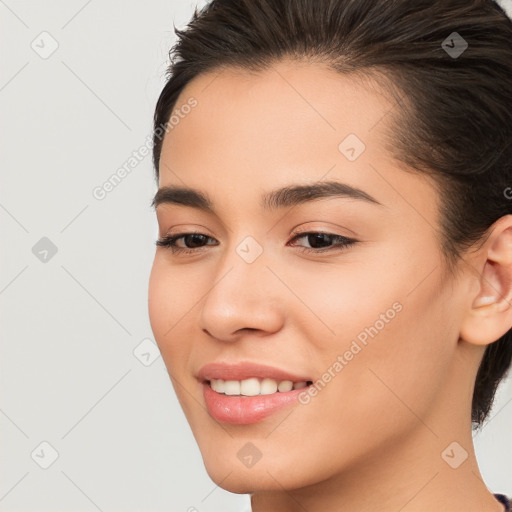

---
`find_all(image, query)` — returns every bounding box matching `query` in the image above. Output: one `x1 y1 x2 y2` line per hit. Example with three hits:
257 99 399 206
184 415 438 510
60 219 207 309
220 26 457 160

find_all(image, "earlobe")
459 216 512 346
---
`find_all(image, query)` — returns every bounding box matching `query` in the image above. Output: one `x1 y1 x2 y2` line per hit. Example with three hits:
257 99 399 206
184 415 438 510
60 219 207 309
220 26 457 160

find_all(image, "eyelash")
155 231 357 255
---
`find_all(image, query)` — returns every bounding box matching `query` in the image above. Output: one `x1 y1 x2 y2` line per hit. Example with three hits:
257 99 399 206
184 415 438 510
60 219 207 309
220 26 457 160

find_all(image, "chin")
199 446 324 494
206 471 259 494
202 461 288 494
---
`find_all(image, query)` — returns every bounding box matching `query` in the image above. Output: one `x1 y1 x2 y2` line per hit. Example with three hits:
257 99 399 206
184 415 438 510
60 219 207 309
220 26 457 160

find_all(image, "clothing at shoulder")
494 494 511 511
244 495 510 511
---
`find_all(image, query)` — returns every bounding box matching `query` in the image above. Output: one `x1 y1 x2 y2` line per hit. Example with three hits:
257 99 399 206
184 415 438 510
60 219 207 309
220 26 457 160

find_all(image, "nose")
198 248 285 342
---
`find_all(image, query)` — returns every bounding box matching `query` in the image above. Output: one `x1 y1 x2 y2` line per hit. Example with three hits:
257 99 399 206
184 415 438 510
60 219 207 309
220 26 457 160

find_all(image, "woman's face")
148 60 474 492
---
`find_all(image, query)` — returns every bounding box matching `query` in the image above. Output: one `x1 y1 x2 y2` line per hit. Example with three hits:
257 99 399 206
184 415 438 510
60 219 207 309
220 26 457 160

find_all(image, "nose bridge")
198 234 283 340
213 233 269 295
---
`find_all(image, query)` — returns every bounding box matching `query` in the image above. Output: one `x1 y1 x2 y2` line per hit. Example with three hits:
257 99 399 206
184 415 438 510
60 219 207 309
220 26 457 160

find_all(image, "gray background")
1 1 510 511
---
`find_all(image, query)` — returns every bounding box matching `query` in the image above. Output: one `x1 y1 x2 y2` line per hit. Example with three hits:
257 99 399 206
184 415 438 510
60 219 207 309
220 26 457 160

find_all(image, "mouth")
197 361 315 425
204 377 314 396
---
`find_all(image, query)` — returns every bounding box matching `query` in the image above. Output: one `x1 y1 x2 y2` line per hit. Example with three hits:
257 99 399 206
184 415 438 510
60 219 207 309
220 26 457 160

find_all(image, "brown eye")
156 232 218 253
288 232 356 253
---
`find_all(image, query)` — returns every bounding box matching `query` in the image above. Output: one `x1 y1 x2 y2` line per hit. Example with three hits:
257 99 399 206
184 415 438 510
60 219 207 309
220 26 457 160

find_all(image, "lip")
197 361 312 383
202 383 310 425
197 361 313 425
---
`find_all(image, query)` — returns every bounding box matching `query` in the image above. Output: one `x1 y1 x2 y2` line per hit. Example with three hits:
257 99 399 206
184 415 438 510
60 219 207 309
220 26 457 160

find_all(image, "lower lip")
202 382 309 425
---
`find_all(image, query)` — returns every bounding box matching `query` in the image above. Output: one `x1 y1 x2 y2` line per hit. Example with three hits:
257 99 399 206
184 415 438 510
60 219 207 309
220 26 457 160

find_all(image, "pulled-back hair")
152 0 512 427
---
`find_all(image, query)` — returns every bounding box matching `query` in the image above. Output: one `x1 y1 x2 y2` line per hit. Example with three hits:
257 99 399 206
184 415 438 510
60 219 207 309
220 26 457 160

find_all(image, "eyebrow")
151 180 384 213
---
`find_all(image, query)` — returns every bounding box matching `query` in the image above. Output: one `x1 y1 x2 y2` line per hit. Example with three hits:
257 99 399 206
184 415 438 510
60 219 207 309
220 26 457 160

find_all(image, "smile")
208 377 312 396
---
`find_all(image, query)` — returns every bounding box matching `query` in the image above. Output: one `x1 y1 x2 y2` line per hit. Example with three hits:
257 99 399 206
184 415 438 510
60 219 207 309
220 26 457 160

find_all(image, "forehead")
157 60 439 224
163 60 394 161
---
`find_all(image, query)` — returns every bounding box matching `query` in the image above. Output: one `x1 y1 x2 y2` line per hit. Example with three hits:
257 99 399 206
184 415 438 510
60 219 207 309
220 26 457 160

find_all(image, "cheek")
278 255 406 357
327 276 454 432
148 256 196 370
287 244 455 411
148 257 170 342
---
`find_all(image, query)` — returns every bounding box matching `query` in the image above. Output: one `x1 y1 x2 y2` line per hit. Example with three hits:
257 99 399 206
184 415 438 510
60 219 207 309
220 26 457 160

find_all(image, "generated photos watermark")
92 96 198 201
298 301 403 405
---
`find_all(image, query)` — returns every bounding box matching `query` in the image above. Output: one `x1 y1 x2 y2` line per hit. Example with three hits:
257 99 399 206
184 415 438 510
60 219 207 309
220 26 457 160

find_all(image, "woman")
148 0 512 510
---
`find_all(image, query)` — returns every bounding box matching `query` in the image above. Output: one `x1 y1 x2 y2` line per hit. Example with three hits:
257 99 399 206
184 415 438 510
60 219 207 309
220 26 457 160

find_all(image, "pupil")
308 233 331 248
186 234 206 247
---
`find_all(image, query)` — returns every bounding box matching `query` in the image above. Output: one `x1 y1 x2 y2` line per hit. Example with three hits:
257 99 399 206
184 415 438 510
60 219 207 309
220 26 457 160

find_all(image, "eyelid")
156 229 357 256
288 230 356 252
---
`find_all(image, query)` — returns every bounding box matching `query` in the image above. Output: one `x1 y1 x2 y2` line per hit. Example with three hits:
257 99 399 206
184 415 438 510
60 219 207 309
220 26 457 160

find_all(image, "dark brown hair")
152 0 512 427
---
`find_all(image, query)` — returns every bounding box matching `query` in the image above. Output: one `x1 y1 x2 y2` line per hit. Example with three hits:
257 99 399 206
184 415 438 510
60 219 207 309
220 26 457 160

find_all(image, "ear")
459 215 512 346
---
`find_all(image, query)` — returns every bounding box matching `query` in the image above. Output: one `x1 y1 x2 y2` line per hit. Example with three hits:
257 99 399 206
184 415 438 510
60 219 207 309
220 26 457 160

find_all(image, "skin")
148 59 512 512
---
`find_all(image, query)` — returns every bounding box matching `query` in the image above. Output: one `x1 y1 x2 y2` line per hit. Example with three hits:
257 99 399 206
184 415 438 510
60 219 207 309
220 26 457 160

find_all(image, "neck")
250 420 503 512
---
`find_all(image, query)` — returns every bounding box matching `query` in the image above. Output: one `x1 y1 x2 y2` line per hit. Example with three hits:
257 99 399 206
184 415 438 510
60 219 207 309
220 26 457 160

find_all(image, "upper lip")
197 361 312 383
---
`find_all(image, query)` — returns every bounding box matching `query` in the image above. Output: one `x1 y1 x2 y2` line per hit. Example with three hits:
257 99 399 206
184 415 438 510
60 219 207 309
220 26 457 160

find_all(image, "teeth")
209 378 310 396
278 380 293 392
211 379 225 393
240 377 260 396
224 380 240 395
260 378 278 395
